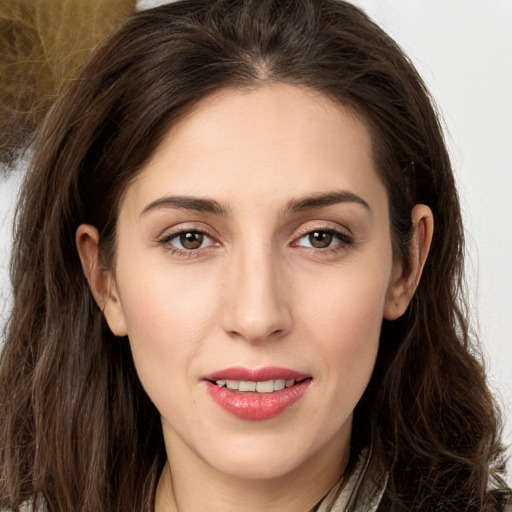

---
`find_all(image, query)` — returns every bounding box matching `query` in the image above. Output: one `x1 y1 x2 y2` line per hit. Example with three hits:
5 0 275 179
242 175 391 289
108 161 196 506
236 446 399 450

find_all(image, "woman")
0 0 510 510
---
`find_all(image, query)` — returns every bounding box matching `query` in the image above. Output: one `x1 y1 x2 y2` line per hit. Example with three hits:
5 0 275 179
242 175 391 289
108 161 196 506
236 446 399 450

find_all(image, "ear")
75 224 128 336
384 204 434 320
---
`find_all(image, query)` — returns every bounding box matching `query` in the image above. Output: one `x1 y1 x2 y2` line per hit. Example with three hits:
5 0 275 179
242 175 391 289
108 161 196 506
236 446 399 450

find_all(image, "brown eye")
308 231 333 248
159 229 216 254
295 228 353 251
180 232 204 249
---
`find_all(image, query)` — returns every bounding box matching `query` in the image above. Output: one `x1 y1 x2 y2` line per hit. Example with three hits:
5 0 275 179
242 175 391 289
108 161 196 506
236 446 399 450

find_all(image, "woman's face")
93 84 411 481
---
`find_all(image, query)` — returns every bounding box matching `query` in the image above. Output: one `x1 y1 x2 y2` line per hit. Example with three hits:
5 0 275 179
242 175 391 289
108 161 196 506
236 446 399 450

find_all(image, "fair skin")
77 84 433 512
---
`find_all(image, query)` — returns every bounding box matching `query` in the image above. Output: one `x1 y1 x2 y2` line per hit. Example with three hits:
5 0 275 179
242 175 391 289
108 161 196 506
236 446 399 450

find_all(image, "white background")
1 0 511 461
350 0 512 458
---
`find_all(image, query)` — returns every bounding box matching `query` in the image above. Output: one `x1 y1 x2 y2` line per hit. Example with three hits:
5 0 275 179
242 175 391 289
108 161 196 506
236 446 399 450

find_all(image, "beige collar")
315 446 386 512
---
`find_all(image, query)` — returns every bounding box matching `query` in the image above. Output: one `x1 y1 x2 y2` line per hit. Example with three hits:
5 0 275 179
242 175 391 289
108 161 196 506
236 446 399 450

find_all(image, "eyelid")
159 230 214 245
157 222 219 241
292 220 353 238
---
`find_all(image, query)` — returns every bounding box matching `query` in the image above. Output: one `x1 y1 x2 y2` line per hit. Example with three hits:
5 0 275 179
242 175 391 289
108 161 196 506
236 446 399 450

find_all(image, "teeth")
256 380 274 393
239 381 256 392
215 379 297 393
225 380 239 390
274 379 286 390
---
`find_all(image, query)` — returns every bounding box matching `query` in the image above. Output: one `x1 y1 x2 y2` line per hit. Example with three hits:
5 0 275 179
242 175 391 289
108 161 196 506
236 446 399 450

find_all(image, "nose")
222 246 292 343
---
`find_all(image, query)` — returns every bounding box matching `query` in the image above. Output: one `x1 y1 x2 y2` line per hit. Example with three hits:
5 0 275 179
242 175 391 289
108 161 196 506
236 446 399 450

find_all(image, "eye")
159 230 216 251
295 229 353 249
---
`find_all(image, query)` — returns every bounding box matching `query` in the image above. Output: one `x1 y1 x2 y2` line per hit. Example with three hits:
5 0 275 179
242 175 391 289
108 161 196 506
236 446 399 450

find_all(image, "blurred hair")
0 0 135 166
1 0 510 510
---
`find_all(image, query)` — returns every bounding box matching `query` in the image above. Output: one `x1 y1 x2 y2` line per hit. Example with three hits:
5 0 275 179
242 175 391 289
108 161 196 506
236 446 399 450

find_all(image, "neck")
154 427 350 512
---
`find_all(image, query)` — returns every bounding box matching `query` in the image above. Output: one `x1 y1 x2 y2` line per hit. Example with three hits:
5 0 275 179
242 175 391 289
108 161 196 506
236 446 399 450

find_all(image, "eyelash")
157 226 354 257
157 229 218 258
293 228 354 252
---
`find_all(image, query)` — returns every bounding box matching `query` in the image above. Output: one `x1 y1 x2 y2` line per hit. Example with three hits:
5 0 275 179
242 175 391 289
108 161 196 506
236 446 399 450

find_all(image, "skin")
77 84 433 512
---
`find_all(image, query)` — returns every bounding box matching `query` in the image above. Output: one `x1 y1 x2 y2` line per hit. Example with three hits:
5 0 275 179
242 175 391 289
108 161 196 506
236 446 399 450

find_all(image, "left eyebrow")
283 190 372 215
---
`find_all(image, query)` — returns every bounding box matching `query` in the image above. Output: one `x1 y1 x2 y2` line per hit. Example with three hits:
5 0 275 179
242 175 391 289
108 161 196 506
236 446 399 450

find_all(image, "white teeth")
225 380 239 390
238 381 256 392
215 379 297 393
274 379 286 390
256 380 274 393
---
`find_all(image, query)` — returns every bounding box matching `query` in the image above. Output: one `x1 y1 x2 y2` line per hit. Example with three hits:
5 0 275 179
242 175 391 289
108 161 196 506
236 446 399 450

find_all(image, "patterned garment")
12 450 512 512
315 447 385 512
315 446 512 512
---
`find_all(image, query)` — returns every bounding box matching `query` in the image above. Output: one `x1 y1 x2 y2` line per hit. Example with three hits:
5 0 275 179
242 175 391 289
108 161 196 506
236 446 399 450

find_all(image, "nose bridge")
222 239 292 343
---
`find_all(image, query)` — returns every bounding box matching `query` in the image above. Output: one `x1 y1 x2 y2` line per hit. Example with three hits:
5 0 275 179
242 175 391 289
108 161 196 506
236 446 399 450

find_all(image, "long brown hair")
1 1 510 510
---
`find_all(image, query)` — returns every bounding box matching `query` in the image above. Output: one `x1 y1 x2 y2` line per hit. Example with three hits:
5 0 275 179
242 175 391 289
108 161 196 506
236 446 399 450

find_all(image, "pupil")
309 231 332 248
181 232 203 249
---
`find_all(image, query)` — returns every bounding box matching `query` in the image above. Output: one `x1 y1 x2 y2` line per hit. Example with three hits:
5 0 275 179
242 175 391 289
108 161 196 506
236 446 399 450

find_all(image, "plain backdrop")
1 0 511 460
349 0 512 457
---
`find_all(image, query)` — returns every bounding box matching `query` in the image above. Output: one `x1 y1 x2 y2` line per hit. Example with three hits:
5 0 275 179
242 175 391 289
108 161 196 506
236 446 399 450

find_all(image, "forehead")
122 84 386 217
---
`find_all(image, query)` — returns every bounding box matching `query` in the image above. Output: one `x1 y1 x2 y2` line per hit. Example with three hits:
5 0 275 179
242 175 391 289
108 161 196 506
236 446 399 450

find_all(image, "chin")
215 452 309 481
200 431 327 481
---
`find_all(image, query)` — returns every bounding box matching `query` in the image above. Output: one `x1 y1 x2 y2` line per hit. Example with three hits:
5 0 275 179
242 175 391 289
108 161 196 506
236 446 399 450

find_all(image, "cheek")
298 260 390 339
295 262 390 391
114 258 221 390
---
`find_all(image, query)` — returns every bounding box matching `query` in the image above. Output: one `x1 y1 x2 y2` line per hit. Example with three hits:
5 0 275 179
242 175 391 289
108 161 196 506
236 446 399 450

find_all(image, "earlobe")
384 204 434 320
75 224 128 337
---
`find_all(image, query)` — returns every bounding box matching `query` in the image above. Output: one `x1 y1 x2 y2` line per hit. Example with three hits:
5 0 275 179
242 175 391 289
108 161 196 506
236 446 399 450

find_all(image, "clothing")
315 446 385 512
316 447 512 512
8 447 511 511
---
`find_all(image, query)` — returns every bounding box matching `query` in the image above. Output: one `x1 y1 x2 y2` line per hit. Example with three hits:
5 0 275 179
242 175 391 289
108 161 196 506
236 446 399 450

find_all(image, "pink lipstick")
203 367 312 421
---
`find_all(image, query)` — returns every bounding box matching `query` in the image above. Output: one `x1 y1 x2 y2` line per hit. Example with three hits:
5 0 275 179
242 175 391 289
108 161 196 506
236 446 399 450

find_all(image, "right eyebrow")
283 190 372 215
140 196 231 217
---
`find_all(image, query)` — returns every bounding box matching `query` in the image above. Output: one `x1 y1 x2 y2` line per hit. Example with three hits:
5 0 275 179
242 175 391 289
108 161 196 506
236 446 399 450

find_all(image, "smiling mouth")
203 367 312 420
212 378 301 393
205 374 312 420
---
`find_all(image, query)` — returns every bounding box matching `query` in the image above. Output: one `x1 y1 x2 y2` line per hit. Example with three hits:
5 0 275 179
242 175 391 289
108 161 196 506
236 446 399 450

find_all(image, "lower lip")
205 379 311 421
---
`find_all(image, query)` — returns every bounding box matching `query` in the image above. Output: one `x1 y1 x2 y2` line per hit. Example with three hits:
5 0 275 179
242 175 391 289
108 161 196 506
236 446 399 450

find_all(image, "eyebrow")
140 190 371 217
140 196 230 216
283 190 372 214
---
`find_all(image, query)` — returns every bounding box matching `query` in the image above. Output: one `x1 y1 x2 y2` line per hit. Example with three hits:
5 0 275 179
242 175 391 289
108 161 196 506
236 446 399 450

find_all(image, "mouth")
203 367 312 421
212 378 304 393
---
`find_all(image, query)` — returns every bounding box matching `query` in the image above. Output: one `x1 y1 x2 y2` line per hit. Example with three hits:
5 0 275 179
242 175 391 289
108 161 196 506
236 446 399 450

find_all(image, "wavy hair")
1 0 510 510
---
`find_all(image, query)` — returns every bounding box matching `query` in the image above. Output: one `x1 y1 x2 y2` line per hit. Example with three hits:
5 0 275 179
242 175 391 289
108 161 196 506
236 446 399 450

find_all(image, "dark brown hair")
1 0 510 510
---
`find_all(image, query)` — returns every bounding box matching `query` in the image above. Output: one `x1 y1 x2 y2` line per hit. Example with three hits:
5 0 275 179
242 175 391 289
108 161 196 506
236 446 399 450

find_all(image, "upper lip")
203 366 311 382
